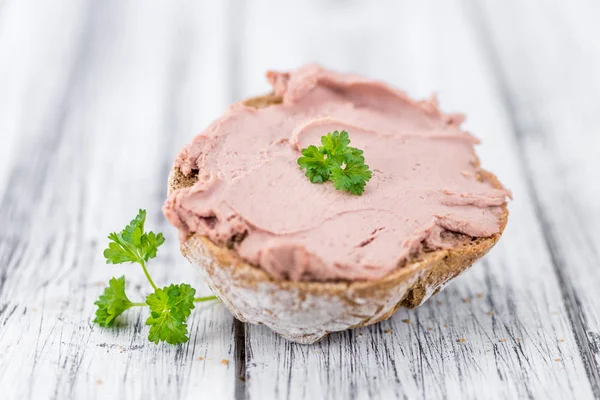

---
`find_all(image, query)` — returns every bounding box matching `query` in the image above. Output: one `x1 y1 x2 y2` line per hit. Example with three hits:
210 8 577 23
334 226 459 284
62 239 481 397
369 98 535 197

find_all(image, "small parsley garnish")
94 209 218 345
297 130 372 195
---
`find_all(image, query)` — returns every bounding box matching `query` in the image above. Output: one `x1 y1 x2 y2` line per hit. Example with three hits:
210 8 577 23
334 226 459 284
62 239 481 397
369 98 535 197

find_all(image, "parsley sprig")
297 130 372 195
94 209 218 345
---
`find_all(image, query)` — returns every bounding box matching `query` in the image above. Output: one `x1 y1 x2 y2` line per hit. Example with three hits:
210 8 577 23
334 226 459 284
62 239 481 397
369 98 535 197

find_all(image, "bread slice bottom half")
169 95 509 344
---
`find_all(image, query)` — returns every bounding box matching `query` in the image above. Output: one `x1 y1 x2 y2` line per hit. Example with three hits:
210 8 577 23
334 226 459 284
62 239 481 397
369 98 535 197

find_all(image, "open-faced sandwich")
163 65 510 344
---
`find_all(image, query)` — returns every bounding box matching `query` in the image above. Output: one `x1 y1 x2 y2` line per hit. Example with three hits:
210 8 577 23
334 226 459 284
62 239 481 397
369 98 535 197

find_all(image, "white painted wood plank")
240 1 593 399
0 0 82 203
0 1 236 399
474 0 600 393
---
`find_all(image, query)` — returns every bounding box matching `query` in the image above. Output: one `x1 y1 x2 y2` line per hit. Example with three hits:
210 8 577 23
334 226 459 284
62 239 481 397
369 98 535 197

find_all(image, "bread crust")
170 94 508 344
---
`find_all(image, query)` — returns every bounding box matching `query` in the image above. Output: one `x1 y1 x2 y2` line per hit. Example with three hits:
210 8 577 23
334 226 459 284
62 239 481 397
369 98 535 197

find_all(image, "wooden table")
1 1 599 399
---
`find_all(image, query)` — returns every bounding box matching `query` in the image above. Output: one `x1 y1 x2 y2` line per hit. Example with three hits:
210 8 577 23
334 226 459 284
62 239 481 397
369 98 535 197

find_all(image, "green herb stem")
194 296 218 303
138 260 157 290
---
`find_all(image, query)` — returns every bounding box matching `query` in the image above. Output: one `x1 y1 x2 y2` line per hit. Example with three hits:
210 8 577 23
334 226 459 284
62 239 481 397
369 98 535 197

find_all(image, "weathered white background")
0 1 599 399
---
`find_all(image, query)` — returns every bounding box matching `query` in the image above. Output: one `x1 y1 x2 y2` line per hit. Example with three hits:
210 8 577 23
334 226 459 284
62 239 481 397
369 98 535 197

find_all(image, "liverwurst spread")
163 65 510 282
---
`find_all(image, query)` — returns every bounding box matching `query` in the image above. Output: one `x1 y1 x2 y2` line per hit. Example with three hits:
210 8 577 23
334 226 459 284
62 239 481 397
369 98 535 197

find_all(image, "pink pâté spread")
163 65 510 282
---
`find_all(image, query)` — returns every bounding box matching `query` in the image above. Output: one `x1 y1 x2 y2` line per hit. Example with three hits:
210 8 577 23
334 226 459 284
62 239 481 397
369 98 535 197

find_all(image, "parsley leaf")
103 209 165 265
93 276 135 327
140 231 165 261
331 156 373 195
297 130 372 195
297 145 331 183
146 283 196 345
320 130 351 164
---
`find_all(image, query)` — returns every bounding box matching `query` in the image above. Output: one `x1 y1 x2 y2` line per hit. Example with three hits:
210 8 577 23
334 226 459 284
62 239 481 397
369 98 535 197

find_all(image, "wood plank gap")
464 1 600 397
234 319 247 400
227 1 248 398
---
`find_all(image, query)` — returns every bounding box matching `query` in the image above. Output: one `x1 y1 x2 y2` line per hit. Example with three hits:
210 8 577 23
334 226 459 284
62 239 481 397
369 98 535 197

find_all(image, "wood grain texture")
472 0 600 395
0 0 599 399
238 0 596 399
0 1 237 399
